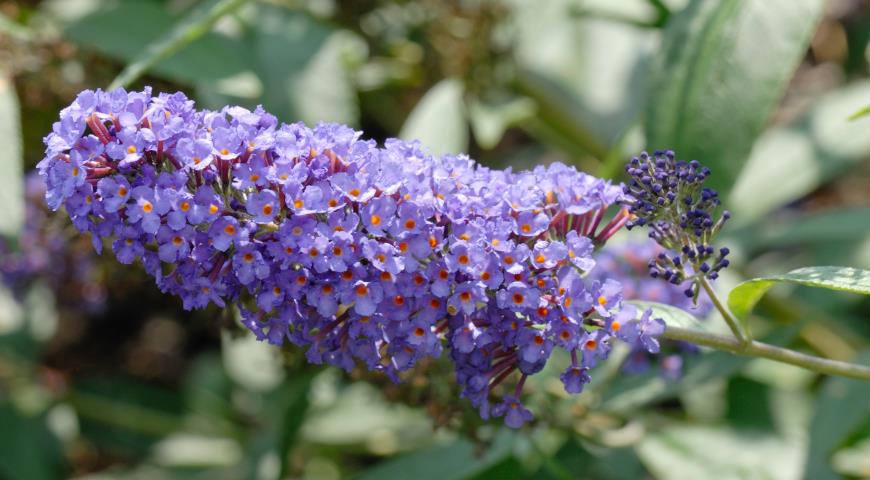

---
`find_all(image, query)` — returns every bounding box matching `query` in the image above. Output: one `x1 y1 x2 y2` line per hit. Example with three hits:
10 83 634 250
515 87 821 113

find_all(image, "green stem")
663 326 870 381
699 276 749 345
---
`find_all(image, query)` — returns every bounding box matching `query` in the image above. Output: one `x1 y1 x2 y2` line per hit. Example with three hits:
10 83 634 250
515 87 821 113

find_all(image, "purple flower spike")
37 87 653 429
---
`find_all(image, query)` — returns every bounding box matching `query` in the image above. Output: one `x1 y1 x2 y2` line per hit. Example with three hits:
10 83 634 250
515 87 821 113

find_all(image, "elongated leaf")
728 267 870 331
510 0 656 157
399 78 468 156
273 374 313 478
637 421 806 480
352 432 515 480
468 97 536 150
110 0 251 89
645 0 823 195
729 81 870 224
804 351 870 480
730 207 870 254
848 104 870 120
0 70 23 236
248 6 361 126
627 300 707 330
65 0 252 85
0 404 64 480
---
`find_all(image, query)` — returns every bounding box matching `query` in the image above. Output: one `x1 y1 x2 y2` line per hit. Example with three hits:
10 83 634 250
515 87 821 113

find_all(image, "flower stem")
699 276 749 345
663 325 870 381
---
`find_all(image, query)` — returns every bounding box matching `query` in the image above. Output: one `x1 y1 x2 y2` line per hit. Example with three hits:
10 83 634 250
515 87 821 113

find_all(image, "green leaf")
272 374 313 478
627 300 707 330
109 0 251 89
243 6 361 126
636 421 806 480
65 0 252 85
399 78 468 156
468 97 536 150
831 438 870 478
804 350 870 480
729 81 870 224
0 404 64 480
300 382 432 450
727 267 870 331
730 207 870 254
510 0 656 158
221 328 285 392
848 104 870 120
352 432 516 480
0 69 23 237
645 0 823 195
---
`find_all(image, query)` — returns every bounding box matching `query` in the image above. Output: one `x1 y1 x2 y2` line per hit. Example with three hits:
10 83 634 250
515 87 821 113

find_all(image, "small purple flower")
565 231 595 271
530 240 567 270
515 211 549 237
493 395 533 428
560 365 591 394
496 282 540 312
112 227 144 264
246 189 279 224
361 196 396 236
448 281 486 315
580 329 612 368
210 216 245 252
156 225 192 262
106 128 147 167
97 176 132 212
619 308 666 354
125 186 161 234
233 246 270 285
176 137 214 171
343 281 383 316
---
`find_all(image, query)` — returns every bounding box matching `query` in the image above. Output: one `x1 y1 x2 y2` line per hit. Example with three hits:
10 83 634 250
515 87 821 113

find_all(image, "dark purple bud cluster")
38 88 666 428
622 150 731 298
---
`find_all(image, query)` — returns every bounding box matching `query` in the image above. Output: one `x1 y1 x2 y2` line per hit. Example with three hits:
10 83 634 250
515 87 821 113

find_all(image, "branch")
663 325 870 381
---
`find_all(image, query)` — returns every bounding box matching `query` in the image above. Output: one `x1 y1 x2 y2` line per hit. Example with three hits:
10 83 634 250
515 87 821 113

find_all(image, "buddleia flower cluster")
38 88 666 427
623 150 732 299
591 240 713 379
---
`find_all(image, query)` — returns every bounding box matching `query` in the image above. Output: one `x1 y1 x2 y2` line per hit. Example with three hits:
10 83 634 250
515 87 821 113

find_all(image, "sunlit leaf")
645 0 823 195
0 404 64 480
627 300 707 330
65 0 252 84
0 69 23 236
804 351 870 480
729 81 870 224
352 432 516 480
109 0 251 89
637 421 806 480
727 267 870 332
399 78 468 156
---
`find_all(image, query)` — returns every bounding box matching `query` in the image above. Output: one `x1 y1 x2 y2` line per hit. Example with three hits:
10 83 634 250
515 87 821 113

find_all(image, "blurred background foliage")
1 0 870 478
